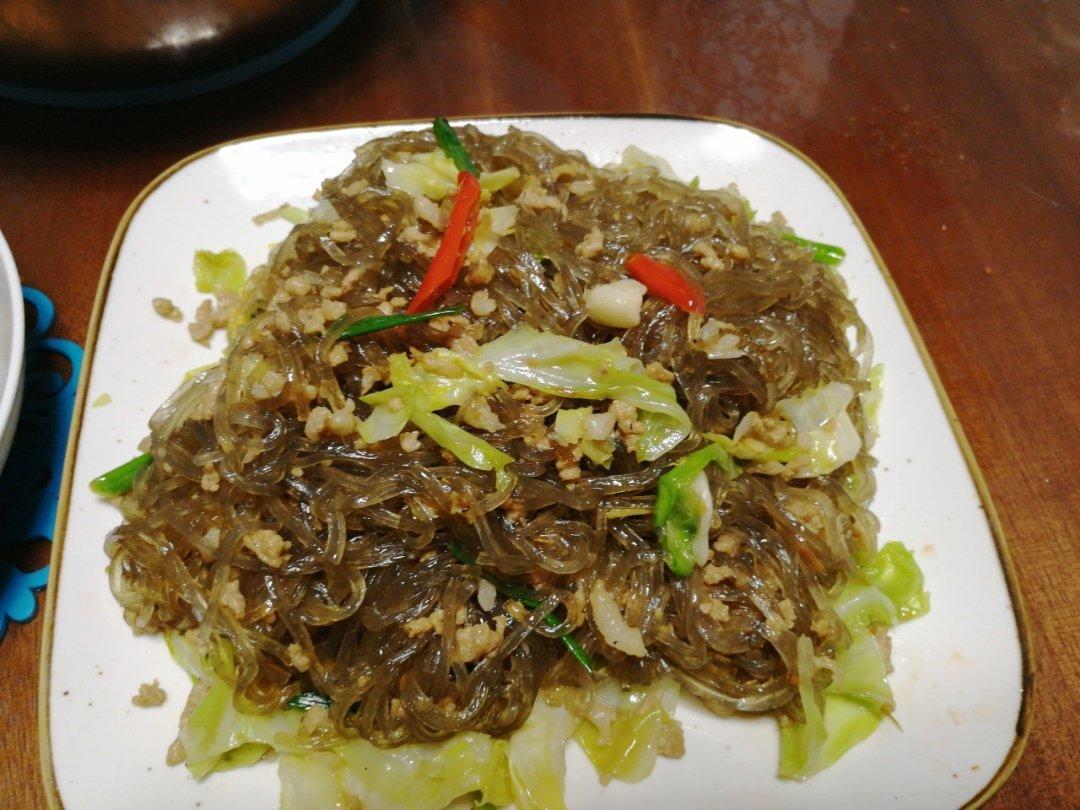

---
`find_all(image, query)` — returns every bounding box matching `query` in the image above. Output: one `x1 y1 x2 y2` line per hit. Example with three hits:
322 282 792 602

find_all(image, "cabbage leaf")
169 633 584 810
335 733 512 810
382 150 520 202
574 677 681 785
166 635 302 779
653 441 740 575
507 700 576 810
476 326 692 461
715 381 862 477
359 351 512 485
779 542 928 779
617 145 679 181
552 407 615 467
193 249 247 296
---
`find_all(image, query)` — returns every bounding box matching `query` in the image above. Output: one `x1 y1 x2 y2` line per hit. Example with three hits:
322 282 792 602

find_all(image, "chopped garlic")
590 581 646 657
477 579 497 612
244 529 290 568
584 278 647 328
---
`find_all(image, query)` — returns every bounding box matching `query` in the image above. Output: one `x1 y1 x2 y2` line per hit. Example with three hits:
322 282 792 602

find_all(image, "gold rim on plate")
37 112 1034 810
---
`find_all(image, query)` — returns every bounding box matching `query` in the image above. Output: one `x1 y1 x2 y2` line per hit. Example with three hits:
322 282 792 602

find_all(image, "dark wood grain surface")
1 2 1077 807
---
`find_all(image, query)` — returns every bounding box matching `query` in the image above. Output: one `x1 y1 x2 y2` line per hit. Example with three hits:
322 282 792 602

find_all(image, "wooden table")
1 2 1076 807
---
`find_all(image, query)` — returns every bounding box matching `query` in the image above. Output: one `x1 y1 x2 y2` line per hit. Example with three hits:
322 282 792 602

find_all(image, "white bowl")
0 227 23 474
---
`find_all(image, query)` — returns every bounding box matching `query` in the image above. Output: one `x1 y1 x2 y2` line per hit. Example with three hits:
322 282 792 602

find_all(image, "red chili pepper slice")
406 171 482 314
625 253 707 314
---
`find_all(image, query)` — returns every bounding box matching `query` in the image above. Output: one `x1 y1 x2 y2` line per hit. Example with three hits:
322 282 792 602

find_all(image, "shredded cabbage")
589 581 647 657
862 541 931 621
469 205 518 261
717 382 862 477
359 351 512 485
412 408 514 483
507 700 576 810
357 324 695 482
358 326 693 467
193 249 247 296
382 150 520 202
168 635 585 810
166 635 302 779
830 628 894 712
779 542 928 779
861 364 884 444
476 326 692 461
553 407 615 467
617 145 679 181
779 693 881 781
335 733 512 810
575 677 681 784
653 441 740 575
775 382 862 476
278 752 350 810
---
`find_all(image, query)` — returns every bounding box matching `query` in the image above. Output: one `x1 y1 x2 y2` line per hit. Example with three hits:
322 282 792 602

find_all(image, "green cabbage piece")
779 542 929 779
381 150 520 201
861 364 884 443
709 432 800 465
279 752 350 810
653 442 740 575
193 249 247 296
779 694 881 780
166 635 302 779
552 407 614 467
716 381 862 477
833 579 899 629
359 351 512 486
335 733 512 810
357 327 691 475
618 145 679 181
476 326 692 461
507 700 576 810
168 634 583 809
830 628 894 713
412 408 514 483
862 541 930 621
574 677 681 785
469 205 518 261
775 381 862 476
279 703 576 810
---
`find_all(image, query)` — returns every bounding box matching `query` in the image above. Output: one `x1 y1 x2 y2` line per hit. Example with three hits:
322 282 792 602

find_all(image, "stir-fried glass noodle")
100 122 927 801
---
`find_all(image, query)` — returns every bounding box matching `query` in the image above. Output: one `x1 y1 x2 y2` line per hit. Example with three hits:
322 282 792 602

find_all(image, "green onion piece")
446 541 596 673
285 690 332 711
90 452 154 496
782 233 846 266
447 539 473 564
688 176 700 190
545 619 595 673
336 305 464 340
433 117 480 177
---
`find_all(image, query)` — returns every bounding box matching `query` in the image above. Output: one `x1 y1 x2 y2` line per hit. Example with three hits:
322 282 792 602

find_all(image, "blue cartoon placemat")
0 287 82 639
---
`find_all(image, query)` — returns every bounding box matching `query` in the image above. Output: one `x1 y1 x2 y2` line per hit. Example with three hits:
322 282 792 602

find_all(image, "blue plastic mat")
0 287 82 639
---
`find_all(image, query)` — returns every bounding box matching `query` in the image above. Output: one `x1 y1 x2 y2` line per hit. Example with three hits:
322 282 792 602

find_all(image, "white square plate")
41 116 1030 809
